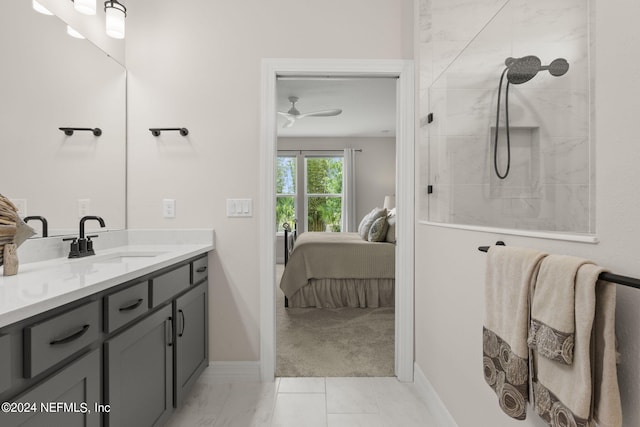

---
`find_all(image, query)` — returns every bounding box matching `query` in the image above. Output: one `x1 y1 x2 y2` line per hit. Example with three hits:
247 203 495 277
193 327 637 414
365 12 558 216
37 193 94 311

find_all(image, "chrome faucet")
24 216 48 238
65 215 106 258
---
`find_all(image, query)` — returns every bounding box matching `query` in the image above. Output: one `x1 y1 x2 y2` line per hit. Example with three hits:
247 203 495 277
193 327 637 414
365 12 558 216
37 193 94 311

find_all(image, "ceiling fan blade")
277 111 295 118
282 118 296 128
298 109 342 118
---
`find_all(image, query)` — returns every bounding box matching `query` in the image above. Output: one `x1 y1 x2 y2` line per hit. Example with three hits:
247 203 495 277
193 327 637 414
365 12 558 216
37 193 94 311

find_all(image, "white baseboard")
204 361 262 382
414 363 459 427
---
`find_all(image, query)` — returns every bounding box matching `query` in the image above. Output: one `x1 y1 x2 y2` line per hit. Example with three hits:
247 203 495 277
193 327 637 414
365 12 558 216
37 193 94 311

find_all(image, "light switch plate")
78 199 91 218
226 199 252 217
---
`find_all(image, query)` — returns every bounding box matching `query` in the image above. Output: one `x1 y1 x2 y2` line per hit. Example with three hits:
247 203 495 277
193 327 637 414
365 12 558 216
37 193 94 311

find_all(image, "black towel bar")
478 242 640 290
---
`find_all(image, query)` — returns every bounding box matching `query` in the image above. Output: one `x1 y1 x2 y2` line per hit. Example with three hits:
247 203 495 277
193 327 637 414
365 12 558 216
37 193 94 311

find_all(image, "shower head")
504 56 570 84
505 55 542 84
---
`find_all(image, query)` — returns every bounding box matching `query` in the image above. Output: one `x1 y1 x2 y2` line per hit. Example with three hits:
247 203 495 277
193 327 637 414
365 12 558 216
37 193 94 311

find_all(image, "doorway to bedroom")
274 81 397 374
259 59 414 381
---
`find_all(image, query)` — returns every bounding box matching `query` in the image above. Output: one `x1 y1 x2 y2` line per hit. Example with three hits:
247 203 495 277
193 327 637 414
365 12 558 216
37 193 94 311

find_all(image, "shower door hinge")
427 185 433 194
427 113 434 124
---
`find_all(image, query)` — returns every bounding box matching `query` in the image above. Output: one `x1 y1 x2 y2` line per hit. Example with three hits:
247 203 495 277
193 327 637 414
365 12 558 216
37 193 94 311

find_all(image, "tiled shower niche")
419 0 594 234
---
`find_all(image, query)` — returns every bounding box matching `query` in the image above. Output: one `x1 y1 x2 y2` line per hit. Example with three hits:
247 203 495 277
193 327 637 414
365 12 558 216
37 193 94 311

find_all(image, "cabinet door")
175 281 208 407
105 305 173 427
0 349 100 427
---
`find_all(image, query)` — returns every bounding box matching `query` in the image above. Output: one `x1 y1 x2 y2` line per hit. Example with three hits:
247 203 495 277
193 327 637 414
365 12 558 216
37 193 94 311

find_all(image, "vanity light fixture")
32 0 53 15
74 0 96 16
66 25 85 39
149 128 189 136
104 0 126 39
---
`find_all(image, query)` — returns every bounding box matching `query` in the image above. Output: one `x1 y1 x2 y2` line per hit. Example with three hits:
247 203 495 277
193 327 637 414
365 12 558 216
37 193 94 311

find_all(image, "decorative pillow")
359 207 387 240
385 213 396 243
368 216 389 242
357 208 376 235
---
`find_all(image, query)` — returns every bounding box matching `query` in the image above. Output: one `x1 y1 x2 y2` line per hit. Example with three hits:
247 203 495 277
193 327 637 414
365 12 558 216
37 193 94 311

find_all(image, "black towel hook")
59 127 102 136
149 128 189 136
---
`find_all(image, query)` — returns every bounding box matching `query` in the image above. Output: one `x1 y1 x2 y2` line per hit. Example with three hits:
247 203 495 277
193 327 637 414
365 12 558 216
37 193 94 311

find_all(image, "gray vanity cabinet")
0 334 11 395
0 253 209 427
105 304 174 427
174 281 208 407
3 349 101 427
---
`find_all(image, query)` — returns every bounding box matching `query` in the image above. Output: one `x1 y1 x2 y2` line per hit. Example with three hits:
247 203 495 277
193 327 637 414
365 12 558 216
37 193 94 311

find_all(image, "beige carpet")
275 265 395 377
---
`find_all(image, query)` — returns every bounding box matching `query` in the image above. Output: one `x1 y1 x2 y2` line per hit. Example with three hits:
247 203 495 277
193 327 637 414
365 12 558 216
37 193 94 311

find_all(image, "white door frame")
259 58 415 382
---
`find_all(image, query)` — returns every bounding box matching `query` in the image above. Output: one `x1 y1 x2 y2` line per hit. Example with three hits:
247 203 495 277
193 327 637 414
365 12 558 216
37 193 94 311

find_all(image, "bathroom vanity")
0 230 214 427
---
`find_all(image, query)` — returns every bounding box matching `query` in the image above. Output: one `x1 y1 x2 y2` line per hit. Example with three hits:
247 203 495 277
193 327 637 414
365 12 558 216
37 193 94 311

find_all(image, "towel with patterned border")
483 245 547 420
528 255 595 365
531 263 622 427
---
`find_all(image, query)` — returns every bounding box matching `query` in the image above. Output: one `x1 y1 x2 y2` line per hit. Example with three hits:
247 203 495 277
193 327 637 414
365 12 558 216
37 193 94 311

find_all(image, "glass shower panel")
424 0 593 234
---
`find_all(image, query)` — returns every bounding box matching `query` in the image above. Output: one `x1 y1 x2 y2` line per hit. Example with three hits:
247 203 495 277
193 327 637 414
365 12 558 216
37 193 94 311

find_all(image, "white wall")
415 1 640 427
125 0 413 362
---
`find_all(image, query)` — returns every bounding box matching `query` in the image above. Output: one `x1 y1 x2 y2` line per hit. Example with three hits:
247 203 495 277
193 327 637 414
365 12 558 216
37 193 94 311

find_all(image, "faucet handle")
86 235 99 255
63 237 80 258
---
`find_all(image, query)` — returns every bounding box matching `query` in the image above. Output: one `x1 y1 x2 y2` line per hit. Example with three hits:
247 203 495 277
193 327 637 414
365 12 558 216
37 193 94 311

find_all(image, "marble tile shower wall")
419 0 594 234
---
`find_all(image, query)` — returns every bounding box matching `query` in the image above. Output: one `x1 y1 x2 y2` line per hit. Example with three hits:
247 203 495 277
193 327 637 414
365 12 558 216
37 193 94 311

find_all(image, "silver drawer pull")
119 298 144 312
196 266 207 273
49 324 90 346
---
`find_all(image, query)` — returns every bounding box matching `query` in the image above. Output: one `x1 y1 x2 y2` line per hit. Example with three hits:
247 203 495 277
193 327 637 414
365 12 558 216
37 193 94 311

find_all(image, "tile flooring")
165 369 436 426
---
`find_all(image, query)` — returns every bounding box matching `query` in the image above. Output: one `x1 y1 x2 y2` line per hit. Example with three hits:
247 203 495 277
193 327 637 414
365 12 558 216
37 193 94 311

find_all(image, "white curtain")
342 148 357 232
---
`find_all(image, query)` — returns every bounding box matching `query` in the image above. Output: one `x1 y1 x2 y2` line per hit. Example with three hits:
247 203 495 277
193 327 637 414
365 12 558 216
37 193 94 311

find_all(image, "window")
276 156 297 233
276 152 344 233
305 156 342 232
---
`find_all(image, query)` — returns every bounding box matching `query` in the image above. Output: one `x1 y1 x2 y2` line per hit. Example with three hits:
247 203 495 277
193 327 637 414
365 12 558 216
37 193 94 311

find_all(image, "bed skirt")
287 278 395 308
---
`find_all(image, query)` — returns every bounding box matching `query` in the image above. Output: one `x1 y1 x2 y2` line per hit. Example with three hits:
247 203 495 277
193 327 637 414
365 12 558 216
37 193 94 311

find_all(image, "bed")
279 231 395 308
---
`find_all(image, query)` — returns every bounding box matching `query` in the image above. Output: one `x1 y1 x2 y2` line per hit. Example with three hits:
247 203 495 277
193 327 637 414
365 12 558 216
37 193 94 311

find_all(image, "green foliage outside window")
306 157 342 232
276 157 296 232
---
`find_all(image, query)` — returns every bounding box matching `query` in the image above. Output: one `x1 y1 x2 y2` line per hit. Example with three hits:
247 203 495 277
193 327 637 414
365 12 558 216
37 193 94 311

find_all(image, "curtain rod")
479 241 640 290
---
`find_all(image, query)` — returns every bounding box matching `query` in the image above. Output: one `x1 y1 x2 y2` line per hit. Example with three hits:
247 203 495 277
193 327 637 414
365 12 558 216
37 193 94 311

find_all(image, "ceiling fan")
277 96 342 128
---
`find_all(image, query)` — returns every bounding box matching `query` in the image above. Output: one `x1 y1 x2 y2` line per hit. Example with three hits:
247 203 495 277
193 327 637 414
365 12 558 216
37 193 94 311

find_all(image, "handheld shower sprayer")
493 55 570 179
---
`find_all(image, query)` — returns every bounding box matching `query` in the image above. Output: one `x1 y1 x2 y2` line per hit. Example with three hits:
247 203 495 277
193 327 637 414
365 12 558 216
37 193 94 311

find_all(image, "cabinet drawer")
150 265 190 307
104 281 149 333
24 300 100 378
191 257 208 284
0 334 10 394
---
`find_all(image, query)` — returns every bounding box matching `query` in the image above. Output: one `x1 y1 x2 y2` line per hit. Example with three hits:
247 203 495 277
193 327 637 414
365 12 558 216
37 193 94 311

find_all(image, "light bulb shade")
32 0 53 15
66 25 85 39
105 1 126 39
74 0 96 15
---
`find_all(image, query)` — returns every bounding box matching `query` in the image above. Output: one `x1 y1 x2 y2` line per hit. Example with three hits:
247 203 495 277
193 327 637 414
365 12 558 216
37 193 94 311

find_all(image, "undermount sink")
89 251 167 263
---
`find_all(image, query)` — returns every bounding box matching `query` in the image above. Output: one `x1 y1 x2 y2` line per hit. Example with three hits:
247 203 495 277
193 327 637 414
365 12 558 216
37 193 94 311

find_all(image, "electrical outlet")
163 199 176 218
11 199 27 216
78 199 91 218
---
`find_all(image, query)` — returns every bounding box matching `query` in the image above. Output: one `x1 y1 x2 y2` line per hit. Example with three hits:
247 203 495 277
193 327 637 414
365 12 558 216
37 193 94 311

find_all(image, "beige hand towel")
483 245 547 420
528 255 594 365
531 263 622 427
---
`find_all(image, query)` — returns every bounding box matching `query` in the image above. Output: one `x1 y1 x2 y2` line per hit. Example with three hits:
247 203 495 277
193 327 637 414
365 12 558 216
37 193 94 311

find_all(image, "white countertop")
0 230 215 328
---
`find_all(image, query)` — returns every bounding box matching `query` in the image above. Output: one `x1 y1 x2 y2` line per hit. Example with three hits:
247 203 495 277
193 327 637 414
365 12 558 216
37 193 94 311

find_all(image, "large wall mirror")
0 0 126 237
